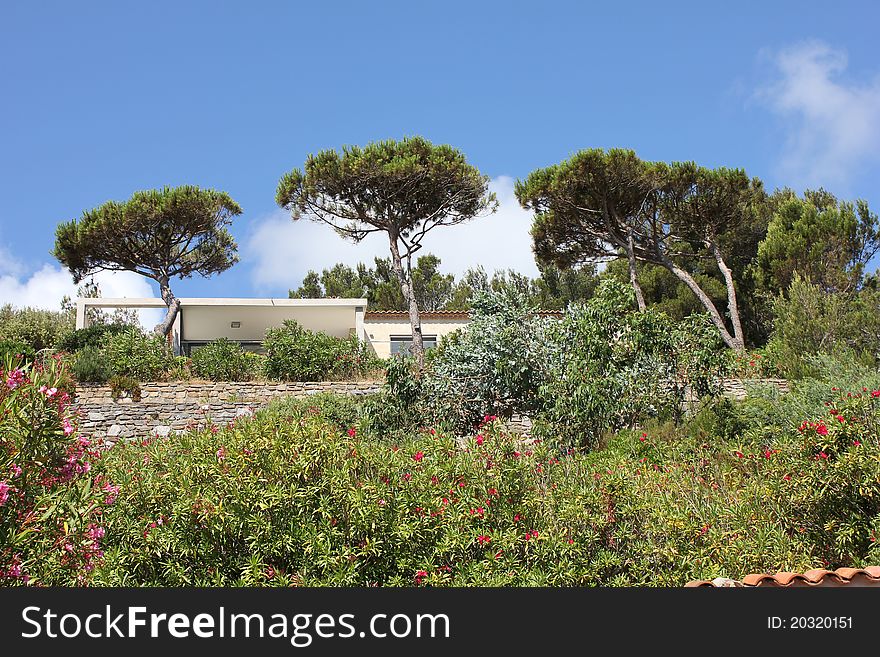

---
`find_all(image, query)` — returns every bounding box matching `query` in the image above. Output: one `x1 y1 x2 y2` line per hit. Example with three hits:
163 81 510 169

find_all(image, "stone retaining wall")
72 381 381 442
72 377 790 443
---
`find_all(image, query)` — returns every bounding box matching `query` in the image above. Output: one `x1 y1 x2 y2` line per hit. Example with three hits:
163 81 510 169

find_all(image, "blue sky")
1 0 878 312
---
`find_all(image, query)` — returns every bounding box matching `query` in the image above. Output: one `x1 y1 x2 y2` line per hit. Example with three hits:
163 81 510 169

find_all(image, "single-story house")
74 297 470 358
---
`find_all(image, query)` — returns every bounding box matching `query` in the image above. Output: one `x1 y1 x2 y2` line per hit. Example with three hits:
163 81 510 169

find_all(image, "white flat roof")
77 297 368 308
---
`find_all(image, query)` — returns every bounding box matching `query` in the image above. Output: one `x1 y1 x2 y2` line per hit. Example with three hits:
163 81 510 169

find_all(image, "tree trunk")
709 240 745 349
387 232 425 368
154 276 181 339
657 254 744 351
626 230 646 311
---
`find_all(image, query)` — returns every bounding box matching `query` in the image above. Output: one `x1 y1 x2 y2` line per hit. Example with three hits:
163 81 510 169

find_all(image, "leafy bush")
104 328 173 380
0 339 36 367
534 279 725 449
58 323 130 353
191 339 258 381
72 345 111 383
108 375 142 402
86 380 880 586
1 355 114 585
0 305 73 352
268 392 366 434
418 289 552 432
769 276 880 378
264 320 379 381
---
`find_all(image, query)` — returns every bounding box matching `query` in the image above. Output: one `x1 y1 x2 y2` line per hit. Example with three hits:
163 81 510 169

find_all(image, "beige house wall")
364 317 469 358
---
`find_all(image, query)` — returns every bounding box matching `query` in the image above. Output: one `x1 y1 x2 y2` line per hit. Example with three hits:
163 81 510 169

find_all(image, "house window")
390 335 438 355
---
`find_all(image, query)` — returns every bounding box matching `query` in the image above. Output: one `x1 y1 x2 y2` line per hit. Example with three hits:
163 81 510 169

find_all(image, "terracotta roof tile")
686 566 880 587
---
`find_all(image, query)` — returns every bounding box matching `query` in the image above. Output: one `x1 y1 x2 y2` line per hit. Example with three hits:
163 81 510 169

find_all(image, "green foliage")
263 320 379 381
0 340 36 368
71 345 111 383
0 304 73 352
517 148 765 350
1 356 112 585
108 375 142 402
277 137 498 364
103 328 173 380
191 339 259 382
768 276 880 378
58 323 130 353
754 189 879 294
534 279 725 449
83 373 880 586
53 185 243 336
419 289 552 432
290 254 456 312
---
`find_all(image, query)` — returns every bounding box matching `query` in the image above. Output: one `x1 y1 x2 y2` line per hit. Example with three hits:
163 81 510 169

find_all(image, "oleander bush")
0 355 115 585
264 320 380 381
103 328 174 381
79 369 880 587
190 338 258 381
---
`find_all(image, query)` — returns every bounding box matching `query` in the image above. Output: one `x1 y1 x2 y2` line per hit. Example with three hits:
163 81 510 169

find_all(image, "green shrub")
264 320 379 381
0 305 73 352
268 392 366 433
534 279 726 449
72 345 111 383
87 383 880 586
191 339 257 381
58 323 130 353
0 339 36 368
418 289 552 432
0 356 113 585
104 328 173 380
769 276 880 378
108 375 142 402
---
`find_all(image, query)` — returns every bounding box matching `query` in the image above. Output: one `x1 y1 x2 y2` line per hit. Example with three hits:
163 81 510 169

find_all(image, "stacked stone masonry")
72 378 789 443
73 381 382 443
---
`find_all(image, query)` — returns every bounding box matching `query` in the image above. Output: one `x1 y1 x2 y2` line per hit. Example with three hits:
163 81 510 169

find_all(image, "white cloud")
757 40 880 189
245 176 539 292
0 258 162 329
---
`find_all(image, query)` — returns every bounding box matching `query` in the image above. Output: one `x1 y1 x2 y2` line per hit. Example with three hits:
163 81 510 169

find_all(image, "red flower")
413 451 424 462
816 424 828 436
414 570 428 585
734 451 744 459
853 440 861 447
817 451 829 460
783 474 791 481
763 450 773 459
347 427 357 437
475 435 484 446
836 415 845 423
477 535 491 546
487 488 498 497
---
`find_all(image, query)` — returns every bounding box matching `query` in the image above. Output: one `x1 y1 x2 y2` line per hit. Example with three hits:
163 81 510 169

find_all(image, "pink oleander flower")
412 451 424 462
6 369 25 389
62 418 75 435
0 481 12 506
